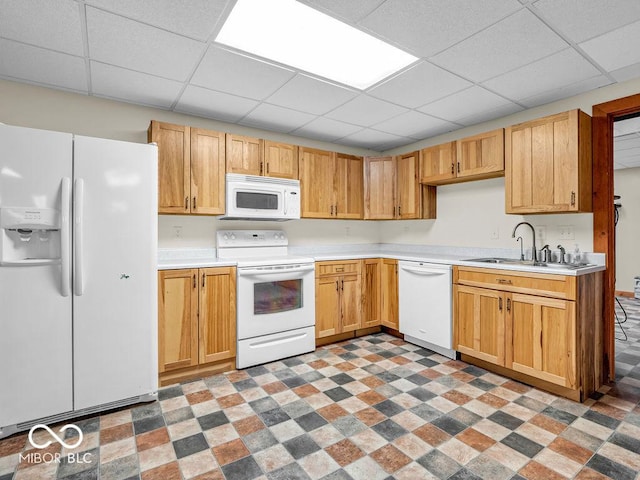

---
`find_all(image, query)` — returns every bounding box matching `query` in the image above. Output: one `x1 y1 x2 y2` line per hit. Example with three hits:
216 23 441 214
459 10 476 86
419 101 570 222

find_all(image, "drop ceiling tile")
325 95 408 127
418 86 515 124
336 129 411 151
482 49 601 101
90 61 183 108
0 0 83 55
358 0 522 57
533 0 640 43
266 74 357 115
239 104 316 133
367 61 472 108
432 9 568 82
175 85 259 123
372 111 459 139
610 61 640 83
299 0 386 22
0 39 88 92
85 0 229 41
580 20 640 72
518 75 611 108
292 117 363 142
86 7 205 81
457 103 524 126
191 46 295 100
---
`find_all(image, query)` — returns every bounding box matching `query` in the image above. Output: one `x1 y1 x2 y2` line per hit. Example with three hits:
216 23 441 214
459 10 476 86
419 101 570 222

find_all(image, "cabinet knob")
193 196 196 210
185 196 189 210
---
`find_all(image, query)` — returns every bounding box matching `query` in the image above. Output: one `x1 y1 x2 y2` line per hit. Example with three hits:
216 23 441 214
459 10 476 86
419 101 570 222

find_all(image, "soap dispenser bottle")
573 244 581 265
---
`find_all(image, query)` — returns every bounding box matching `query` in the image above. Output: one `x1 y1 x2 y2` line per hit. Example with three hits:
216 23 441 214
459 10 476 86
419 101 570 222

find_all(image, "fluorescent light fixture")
215 0 418 90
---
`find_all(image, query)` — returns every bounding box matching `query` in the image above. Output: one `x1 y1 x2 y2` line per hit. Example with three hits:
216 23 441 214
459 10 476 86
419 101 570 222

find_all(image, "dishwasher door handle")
400 265 449 276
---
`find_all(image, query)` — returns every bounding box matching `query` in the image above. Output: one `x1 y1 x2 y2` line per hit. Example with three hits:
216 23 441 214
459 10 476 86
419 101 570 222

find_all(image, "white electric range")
217 230 316 369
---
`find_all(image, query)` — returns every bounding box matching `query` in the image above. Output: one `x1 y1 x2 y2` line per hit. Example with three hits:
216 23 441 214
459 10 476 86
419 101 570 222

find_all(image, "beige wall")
614 167 640 293
2 77 640 251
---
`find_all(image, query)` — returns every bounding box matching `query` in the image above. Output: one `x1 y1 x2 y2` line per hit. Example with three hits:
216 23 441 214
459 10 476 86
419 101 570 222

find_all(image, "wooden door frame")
592 93 640 382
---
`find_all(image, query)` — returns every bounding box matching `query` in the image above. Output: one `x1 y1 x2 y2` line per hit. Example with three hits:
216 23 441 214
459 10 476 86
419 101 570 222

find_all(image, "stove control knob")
230 234 236 240
222 234 228 241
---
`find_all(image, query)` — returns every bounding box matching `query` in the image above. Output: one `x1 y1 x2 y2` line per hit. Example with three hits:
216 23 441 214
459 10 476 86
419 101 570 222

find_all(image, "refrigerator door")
72 136 158 410
0 125 73 428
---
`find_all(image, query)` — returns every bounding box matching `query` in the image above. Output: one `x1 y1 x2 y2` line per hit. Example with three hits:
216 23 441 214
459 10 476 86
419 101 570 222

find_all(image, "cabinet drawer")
316 260 362 277
454 266 576 300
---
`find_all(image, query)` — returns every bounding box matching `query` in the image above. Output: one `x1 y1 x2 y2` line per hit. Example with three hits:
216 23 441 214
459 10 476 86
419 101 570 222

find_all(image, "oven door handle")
239 265 315 276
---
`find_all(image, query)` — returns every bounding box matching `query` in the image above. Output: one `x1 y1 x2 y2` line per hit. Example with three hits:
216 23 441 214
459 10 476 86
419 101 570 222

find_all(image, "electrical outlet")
490 227 499 240
536 225 546 242
559 225 575 240
173 226 182 239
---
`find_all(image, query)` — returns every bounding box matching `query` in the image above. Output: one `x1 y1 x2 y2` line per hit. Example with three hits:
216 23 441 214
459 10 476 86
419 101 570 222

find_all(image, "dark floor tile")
376 350 395 359
197 410 229 430
362 364 385 375
259 407 291 427
389 366 415 378
448 407 482 427
234 378 259 391
268 462 312 480
417 449 461 479
514 396 547 412
330 373 355 385
295 411 328 432
320 469 354 480
164 406 194 425
500 432 543 458
57 448 99 478
342 343 359 351
541 406 578 425
249 396 279 414
59 468 99 480
301 371 324 383
582 410 621 429
448 468 484 480
376 371 401 383
432 415 467 436
133 415 165 435
243 428 279 453
221 455 263 480
586 453 637 480
274 368 296 380
367 337 384 344
616 353 640 364
332 415 367 437
374 384 402 398
158 385 183 401
282 376 307 388
131 402 162 421
372 419 408 441
462 366 487 377
407 387 437 402
173 432 208 459
324 387 352 402
410 403 443 422
282 357 304 367
406 373 431 385
487 411 524 431
372 399 404 417
282 433 321 459
609 431 640 453
468 378 496 391
99 453 139 480
414 348 435 357
0 474 13 480
245 365 269 377
339 352 358 360
389 347 409 356
71 417 100 436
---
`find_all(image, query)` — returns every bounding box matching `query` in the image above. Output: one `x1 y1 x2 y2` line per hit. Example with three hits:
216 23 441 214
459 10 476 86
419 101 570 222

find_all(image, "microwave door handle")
283 189 288 215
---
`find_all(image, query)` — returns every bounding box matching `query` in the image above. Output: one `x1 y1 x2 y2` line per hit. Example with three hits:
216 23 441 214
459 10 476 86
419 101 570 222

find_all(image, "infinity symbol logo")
28 424 84 449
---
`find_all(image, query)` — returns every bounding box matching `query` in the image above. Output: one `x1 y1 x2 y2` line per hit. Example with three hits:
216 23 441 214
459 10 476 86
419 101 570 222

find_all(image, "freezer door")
72 135 158 410
0 125 73 428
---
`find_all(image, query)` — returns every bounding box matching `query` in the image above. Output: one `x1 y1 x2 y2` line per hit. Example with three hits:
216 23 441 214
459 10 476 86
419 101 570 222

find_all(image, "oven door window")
236 191 279 210
254 279 302 315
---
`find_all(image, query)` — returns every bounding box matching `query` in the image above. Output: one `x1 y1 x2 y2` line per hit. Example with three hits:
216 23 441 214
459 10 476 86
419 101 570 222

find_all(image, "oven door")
237 263 315 339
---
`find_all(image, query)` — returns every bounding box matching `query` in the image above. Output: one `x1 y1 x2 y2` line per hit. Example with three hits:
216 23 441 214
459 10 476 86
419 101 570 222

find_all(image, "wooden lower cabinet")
362 259 382 328
381 259 399 330
315 261 362 339
454 266 601 401
158 267 236 385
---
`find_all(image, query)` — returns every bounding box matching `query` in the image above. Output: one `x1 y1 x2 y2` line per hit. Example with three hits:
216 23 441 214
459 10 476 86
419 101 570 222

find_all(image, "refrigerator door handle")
74 178 85 296
60 177 71 297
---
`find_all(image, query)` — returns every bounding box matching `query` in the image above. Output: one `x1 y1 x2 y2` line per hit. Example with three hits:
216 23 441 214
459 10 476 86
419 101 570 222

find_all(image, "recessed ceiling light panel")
215 0 418 90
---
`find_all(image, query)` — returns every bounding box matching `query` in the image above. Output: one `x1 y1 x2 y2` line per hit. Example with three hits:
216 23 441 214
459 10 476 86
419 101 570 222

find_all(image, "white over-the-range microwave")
222 173 301 221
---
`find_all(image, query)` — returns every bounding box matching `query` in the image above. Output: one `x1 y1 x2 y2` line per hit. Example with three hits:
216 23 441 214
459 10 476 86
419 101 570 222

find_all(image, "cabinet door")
226 134 263 176
149 121 190 214
315 276 341 338
457 129 504 180
199 267 236 364
158 269 198 372
191 128 226 215
335 153 364 219
507 293 576 388
506 110 591 213
381 259 399 329
454 285 505 366
340 273 362 333
364 156 395 219
299 147 335 218
396 151 420 219
362 259 382 328
420 142 456 185
264 141 298 179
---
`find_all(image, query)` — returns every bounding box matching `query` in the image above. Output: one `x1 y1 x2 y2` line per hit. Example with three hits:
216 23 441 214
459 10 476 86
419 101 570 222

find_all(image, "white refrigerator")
0 124 158 438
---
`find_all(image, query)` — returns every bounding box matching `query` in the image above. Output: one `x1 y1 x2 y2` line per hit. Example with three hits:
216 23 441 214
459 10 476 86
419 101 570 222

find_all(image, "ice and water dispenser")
0 207 62 265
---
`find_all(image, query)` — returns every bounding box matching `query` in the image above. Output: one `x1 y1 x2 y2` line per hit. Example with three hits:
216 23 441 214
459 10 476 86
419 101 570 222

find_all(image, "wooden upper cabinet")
364 156 396 220
199 267 236 364
505 109 592 214
149 121 190 214
420 142 456 185
396 151 421 219
263 141 298 179
150 120 225 215
191 129 225 215
299 147 335 218
335 153 364 219
456 129 504 180
226 134 263 176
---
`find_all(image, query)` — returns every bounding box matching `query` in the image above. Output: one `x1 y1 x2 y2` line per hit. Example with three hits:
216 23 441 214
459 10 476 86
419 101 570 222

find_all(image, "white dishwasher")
398 261 455 359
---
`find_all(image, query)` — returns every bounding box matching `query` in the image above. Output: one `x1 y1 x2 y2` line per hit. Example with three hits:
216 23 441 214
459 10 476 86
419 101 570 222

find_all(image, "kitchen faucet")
511 222 537 262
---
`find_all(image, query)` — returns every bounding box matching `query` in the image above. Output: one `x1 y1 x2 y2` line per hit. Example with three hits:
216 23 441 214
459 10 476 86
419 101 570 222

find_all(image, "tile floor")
1 302 640 480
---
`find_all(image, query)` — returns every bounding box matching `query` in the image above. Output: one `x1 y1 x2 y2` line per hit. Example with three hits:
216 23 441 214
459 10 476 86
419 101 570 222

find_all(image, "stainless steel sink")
464 257 521 264
464 257 594 270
